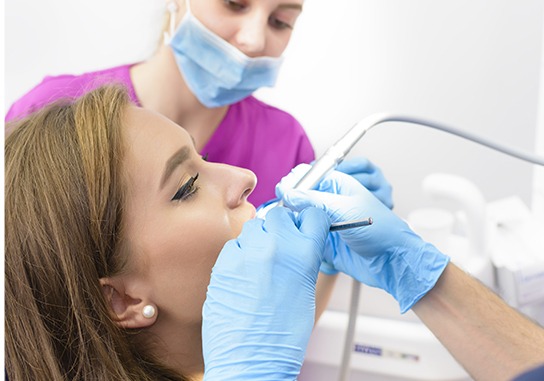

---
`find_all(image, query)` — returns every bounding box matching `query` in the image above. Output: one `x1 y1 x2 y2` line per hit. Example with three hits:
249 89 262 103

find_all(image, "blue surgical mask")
167 0 284 108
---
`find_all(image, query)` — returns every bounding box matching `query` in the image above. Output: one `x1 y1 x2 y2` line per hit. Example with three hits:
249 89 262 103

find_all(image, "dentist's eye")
223 0 245 11
269 16 293 30
172 173 200 201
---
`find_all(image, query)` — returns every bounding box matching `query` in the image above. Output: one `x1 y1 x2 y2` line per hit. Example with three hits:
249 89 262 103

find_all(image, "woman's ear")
99 277 158 329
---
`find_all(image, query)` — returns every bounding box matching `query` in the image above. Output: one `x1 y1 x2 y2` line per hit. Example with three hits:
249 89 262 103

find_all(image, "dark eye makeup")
171 173 200 201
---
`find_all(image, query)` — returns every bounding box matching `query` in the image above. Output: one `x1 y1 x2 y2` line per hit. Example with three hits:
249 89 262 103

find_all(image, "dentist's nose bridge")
232 11 268 56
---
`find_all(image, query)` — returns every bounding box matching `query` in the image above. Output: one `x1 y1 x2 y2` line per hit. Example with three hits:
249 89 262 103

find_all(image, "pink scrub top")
6 65 315 207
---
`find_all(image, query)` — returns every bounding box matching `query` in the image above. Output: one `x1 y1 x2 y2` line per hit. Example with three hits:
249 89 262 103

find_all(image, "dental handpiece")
262 114 382 221
294 111 544 193
290 110 544 196
288 113 383 191
255 115 381 220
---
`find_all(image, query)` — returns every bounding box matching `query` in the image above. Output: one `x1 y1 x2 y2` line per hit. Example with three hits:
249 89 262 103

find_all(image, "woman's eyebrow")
160 146 190 189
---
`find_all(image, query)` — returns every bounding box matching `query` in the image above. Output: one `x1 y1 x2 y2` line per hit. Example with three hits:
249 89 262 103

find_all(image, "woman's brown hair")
5 85 188 380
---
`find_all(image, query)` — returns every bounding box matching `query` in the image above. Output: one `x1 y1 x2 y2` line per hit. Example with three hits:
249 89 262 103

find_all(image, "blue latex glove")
278 166 450 313
336 157 394 209
272 165 338 276
277 159 394 276
202 207 330 380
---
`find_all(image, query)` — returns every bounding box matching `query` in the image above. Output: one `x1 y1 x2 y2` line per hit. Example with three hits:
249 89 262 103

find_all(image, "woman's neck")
130 45 228 152
147 318 205 380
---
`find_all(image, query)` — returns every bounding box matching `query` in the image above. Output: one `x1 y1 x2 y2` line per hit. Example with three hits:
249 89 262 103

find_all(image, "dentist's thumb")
297 207 331 257
283 189 346 223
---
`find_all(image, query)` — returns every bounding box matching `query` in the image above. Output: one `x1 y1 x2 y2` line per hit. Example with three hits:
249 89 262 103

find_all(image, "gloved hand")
277 159 394 276
277 165 450 313
336 157 394 209
202 206 330 380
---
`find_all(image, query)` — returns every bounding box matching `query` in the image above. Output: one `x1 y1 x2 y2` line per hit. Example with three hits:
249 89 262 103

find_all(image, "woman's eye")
171 173 200 201
223 0 245 11
201 153 209 162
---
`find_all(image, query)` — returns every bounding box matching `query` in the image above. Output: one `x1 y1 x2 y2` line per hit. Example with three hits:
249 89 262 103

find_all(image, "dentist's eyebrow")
160 146 191 189
278 3 303 11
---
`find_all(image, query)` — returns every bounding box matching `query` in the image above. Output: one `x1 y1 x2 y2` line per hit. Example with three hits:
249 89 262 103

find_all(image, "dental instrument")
281 112 544 381
330 218 373 231
295 113 544 194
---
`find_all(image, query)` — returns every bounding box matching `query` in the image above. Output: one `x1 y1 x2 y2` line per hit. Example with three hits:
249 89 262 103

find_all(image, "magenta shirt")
6 65 315 206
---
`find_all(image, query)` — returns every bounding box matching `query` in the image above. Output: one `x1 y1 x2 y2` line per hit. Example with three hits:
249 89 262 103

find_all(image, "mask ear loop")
163 0 179 45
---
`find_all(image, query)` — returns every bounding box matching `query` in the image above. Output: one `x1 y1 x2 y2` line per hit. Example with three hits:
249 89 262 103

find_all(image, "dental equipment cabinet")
286 114 544 381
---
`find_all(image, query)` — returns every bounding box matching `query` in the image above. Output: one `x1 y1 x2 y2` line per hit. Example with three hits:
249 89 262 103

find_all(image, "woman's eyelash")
171 173 200 201
202 153 209 162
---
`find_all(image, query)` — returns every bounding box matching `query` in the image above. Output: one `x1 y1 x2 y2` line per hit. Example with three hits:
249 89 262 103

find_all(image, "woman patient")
5 85 287 380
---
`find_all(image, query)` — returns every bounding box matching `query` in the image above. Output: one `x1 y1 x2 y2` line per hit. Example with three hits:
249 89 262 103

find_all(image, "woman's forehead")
125 106 191 143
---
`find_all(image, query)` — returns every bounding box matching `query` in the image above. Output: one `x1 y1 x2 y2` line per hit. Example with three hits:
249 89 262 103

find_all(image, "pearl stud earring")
142 305 156 319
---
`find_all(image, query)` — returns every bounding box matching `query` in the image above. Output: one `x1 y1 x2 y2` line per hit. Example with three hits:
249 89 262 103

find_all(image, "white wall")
5 0 544 219
5 0 164 106
533 6 544 224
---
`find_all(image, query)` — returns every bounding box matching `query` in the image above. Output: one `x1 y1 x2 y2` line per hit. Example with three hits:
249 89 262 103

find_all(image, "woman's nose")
225 166 257 208
232 13 267 57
